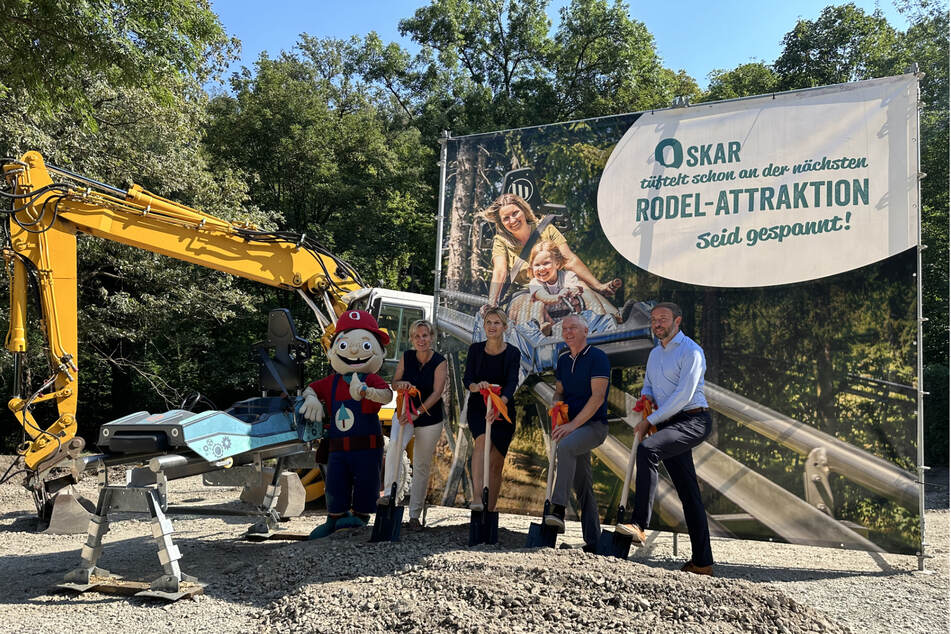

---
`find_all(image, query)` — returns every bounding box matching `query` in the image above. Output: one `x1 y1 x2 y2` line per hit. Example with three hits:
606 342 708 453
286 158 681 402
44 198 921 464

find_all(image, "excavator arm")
2 151 364 473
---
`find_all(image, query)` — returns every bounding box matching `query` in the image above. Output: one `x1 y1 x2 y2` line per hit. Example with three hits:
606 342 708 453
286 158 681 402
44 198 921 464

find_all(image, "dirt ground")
0 460 946 633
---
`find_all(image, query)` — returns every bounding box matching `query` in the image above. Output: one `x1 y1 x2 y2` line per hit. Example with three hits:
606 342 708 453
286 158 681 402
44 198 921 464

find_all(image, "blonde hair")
482 193 539 247
529 240 567 269
483 307 509 328
409 319 436 339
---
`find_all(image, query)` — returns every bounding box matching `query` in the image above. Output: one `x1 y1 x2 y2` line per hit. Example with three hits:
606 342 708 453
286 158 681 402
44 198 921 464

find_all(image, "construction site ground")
0 460 946 633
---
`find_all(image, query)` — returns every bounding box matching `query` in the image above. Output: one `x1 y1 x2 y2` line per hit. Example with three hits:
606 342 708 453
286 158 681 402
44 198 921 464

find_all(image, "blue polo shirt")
555 344 610 424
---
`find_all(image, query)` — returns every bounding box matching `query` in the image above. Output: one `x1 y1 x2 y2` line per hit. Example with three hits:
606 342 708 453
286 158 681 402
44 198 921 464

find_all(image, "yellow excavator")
1 150 427 525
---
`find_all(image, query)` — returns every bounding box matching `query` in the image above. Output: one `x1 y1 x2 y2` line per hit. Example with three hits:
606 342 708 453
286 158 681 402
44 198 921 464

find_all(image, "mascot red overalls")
300 310 393 538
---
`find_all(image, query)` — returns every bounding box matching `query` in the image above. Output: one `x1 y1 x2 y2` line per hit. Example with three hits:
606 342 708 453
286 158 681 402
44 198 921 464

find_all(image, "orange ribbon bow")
549 401 569 431
479 385 512 423
396 387 420 422
634 395 657 436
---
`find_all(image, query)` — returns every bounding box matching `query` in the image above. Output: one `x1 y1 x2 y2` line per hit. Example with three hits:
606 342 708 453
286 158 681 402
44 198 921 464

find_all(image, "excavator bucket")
43 488 95 535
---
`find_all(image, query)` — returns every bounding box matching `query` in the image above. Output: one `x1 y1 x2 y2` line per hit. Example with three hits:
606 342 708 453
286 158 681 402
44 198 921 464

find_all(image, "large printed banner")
437 75 920 555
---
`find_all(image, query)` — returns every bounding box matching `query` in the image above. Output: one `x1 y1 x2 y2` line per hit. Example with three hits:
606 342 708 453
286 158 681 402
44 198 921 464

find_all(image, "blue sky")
208 0 909 90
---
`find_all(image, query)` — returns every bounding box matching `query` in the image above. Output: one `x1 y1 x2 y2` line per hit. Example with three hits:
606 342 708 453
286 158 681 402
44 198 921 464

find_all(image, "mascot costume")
300 310 393 538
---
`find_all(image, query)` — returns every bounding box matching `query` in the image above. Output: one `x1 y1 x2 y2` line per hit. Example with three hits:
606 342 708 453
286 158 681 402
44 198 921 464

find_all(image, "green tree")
898 0 949 465
0 3 264 444
390 0 696 136
0 0 235 128
703 62 779 101
774 3 903 89
204 37 435 291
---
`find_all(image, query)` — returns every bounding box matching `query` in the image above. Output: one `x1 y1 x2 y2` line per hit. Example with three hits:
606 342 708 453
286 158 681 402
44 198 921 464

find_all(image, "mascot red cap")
334 310 390 346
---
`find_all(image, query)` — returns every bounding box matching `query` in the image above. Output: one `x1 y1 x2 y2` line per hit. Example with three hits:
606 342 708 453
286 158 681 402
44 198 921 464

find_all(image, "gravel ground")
0 464 945 633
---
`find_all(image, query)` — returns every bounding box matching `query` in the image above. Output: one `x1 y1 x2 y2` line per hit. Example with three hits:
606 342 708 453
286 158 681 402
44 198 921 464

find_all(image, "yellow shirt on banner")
491 224 567 287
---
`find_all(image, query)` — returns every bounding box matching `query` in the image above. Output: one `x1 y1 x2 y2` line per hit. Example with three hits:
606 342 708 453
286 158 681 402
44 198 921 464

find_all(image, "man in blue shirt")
618 302 715 575
545 315 610 552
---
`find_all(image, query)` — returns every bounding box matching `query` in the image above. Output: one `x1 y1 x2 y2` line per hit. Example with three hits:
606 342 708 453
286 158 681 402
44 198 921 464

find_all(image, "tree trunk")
446 142 475 292
468 144 490 288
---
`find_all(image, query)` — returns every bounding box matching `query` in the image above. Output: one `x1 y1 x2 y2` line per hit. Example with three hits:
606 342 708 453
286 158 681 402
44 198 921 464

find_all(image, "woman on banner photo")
480 192 622 324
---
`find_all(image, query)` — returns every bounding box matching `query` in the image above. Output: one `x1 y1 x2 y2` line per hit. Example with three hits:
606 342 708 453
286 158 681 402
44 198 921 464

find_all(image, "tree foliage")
389 0 696 136
703 63 779 101
204 37 435 290
0 0 235 128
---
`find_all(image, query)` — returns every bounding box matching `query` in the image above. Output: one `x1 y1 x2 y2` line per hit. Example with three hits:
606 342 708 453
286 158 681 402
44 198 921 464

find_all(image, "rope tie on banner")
549 401 569 431
480 385 511 423
396 387 420 422
634 395 657 436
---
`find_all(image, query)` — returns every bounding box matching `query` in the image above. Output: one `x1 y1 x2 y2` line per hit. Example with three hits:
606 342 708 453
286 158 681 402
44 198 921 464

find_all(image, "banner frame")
431 73 927 564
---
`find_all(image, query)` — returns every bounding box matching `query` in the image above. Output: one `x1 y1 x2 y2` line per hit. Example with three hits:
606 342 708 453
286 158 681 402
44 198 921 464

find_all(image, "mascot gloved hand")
300 386 324 422
307 310 393 539
349 371 392 403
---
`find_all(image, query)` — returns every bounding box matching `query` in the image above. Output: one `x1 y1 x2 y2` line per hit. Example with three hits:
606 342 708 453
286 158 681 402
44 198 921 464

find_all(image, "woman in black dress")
382 319 447 531
463 307 520 512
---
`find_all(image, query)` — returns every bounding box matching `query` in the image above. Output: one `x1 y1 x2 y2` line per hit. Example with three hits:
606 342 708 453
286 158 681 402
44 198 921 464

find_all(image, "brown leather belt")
327 434 382 452
681 407 708 415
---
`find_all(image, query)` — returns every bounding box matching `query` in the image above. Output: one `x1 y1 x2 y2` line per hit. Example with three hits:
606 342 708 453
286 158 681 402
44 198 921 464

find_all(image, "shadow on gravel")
194 522 562 608
695 561 917 583
0 509 543 609
925 466 949 509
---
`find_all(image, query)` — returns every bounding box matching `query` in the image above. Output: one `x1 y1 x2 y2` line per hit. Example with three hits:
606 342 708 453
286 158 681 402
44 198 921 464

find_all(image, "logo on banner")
507 177 534 202
596 75 919 287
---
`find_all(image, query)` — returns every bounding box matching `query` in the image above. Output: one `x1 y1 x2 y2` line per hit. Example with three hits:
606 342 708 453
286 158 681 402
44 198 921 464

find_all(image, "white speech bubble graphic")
597 75 919 288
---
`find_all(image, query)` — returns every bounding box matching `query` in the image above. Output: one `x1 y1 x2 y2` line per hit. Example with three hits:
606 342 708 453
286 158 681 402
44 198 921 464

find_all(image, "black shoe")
543 504 566 533
582 543 597 553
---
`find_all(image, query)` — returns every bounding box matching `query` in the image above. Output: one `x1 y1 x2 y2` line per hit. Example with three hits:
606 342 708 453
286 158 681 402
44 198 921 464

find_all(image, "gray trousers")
552 420 609 546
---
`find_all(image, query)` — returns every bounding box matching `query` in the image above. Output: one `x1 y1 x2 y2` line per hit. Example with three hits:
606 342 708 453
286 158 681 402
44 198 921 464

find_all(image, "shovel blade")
369 504 404 543
595 528 633 559
525 521 559 548
468 510 499 546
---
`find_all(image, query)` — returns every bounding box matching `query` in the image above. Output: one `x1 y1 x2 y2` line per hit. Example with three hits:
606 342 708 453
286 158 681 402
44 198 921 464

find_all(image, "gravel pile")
258 533 848 633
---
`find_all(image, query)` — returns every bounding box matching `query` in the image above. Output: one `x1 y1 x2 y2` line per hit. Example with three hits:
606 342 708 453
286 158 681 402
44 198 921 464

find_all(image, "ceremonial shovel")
469 388 501 545
371 392 415 543
597 396 653 559
525 402 568 548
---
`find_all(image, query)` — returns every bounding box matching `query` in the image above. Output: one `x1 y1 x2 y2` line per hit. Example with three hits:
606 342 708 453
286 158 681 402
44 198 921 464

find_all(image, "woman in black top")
463 307 520 512
382 319 447 531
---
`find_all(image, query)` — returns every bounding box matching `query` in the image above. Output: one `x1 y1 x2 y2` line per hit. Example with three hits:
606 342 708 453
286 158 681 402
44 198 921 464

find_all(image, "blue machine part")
99 396 322 462
183 396 321 461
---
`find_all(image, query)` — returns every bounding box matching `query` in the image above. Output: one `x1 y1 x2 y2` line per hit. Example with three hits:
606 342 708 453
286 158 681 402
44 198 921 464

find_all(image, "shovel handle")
393 414 407 484
544 438 557 500
618 413 645 510
483 416 492 495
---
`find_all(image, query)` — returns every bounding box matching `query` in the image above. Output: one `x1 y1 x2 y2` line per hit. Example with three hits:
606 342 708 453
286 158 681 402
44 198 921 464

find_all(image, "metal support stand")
247 457 286 536
59 484 203 600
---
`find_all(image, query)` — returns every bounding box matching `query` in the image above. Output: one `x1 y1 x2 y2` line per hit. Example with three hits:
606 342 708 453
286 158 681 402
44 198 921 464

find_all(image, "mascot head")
327 310 390 375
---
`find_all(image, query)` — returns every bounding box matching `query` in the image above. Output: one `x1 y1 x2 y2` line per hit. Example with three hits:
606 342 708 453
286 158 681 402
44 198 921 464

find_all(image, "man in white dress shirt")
618 302 715 575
